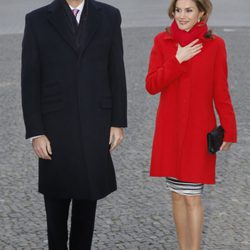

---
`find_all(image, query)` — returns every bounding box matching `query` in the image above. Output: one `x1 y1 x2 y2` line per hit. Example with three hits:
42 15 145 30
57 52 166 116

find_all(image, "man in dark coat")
21 0 127 248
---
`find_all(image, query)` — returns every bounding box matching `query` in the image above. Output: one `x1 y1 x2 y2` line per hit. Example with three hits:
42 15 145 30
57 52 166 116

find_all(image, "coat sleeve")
108 10 127 127
145 36 186 95
213 38 237 142
21 14 44 139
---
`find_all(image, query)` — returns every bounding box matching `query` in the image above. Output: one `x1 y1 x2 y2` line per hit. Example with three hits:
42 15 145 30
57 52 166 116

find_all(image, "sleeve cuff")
224 132 237 143
28 135 43 143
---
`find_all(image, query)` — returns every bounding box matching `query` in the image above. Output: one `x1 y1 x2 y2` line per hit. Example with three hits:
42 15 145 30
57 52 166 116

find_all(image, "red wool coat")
146 32 237 184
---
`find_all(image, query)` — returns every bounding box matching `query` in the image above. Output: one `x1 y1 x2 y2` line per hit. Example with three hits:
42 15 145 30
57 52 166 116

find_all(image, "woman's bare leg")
184 195 204 250
171 192 190 250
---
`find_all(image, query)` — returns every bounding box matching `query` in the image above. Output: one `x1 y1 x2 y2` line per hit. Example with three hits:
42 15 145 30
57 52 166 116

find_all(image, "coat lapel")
47 0 78 54
78 0 101 58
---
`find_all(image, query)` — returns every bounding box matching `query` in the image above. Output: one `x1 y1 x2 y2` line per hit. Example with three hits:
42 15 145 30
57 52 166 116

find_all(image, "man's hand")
220 141 233 151
176 39 203 64
32 135 52 160
109 127 124 152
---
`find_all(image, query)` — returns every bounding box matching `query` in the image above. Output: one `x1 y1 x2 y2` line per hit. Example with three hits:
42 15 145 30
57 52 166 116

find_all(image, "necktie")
72 9 80 18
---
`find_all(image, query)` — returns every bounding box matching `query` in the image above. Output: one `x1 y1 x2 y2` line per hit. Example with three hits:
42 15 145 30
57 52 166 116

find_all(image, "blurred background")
0 0 249 34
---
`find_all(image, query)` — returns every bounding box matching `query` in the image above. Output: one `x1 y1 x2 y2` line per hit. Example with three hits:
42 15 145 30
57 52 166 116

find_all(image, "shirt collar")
68 0 85 12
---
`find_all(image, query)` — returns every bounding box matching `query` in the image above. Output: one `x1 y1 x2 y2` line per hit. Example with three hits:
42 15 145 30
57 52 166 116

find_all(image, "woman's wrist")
176 55 183 64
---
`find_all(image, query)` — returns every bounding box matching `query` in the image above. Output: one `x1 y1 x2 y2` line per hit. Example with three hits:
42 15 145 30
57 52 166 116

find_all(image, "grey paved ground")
1 1 250 250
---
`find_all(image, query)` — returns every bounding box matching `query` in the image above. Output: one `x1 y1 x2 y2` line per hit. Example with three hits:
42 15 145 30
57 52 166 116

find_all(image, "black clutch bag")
207 125 224 154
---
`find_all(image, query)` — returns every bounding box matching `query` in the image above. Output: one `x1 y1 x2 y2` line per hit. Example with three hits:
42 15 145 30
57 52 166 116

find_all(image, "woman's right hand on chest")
176 39 203 64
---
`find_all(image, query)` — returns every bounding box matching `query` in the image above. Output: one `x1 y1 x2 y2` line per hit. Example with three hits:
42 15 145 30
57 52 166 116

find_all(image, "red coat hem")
149 173 216 185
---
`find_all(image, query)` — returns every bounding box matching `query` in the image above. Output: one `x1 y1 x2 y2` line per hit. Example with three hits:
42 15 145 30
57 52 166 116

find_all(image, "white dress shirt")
29 1 85 142
69 0 85 24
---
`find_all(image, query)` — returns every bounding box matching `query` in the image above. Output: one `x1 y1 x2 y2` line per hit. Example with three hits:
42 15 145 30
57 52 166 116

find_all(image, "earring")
198 18 201 23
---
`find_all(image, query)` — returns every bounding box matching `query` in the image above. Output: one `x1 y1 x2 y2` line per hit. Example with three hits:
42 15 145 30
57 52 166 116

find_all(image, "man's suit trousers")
44 196 97 250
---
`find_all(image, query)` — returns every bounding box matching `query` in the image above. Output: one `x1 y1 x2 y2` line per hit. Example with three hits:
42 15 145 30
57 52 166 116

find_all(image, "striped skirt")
166 177 204 196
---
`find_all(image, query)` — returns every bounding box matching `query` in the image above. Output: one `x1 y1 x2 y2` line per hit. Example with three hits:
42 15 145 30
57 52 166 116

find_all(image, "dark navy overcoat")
21 0 127 200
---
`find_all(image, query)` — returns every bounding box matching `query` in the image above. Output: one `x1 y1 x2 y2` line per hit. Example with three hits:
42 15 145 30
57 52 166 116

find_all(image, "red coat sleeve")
213 38 237 142
145 35 186 95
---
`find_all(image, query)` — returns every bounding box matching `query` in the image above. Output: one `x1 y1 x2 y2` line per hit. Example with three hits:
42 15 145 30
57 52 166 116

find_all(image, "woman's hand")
220 141 233 151
176 39 203 64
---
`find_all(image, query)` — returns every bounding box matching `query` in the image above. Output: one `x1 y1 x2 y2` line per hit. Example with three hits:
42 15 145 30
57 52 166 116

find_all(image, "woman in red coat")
145 0 237 249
